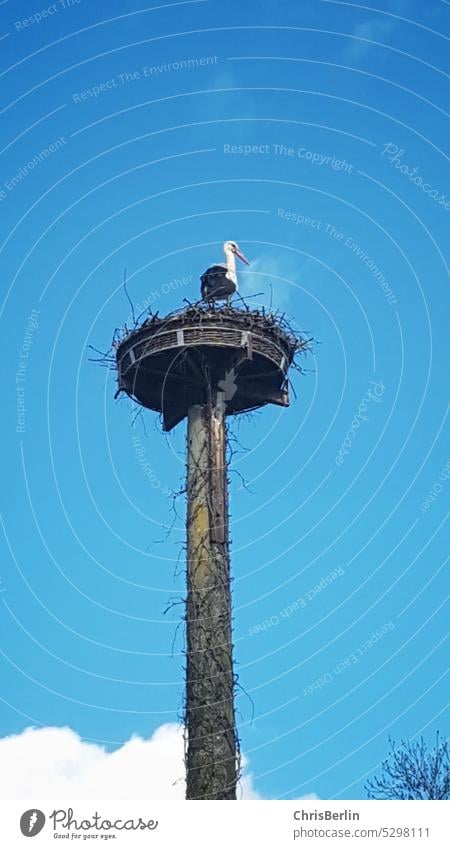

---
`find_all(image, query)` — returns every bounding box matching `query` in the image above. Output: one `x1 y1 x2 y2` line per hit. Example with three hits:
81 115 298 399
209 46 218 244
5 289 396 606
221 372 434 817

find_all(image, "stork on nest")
200 241 250 306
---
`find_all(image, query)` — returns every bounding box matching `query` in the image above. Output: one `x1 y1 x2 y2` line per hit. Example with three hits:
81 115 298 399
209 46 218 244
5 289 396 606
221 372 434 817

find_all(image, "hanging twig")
123 266 136 325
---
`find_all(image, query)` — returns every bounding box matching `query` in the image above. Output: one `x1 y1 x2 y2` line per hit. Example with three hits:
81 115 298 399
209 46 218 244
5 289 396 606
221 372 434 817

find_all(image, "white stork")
200 241 250 306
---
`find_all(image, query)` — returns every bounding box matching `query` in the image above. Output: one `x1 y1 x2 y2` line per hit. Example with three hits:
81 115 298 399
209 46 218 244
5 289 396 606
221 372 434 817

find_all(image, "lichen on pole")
185 393 237 799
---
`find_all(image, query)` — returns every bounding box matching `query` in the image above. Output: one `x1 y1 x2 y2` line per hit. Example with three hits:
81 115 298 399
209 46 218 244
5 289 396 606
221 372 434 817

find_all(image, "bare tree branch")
366 733 450 800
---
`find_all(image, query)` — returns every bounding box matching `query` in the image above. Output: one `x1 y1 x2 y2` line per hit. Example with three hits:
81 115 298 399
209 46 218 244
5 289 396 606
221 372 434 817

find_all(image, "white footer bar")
1 800 447 848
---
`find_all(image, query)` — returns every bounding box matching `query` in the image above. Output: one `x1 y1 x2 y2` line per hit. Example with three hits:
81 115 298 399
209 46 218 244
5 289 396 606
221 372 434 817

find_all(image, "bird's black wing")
200 265 227 297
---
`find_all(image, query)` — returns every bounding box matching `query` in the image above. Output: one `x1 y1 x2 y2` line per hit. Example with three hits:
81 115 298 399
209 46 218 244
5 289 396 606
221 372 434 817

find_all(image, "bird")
200 241 250 306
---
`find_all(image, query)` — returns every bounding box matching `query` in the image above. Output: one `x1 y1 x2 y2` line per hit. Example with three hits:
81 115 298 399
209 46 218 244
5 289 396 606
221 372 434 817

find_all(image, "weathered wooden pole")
114 303 306 801
185 389 237 800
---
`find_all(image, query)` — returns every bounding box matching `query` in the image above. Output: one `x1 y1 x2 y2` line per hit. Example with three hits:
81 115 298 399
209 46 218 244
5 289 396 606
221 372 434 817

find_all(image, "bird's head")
224 241 250 265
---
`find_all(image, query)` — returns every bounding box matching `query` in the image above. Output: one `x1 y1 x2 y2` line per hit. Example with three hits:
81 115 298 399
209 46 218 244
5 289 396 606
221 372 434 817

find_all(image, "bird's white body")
200 241 249 304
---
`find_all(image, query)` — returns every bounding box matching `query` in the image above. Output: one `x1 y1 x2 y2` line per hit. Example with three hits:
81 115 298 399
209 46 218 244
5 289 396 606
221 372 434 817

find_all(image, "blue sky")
0 0 448 800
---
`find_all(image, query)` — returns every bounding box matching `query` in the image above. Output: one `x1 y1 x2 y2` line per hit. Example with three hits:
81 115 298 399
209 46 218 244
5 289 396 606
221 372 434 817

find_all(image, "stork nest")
101 299 313 430
112 300 310 361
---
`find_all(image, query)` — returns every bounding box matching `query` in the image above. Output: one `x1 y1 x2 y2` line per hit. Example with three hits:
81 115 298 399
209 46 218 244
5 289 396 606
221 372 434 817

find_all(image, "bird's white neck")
224 245 236 274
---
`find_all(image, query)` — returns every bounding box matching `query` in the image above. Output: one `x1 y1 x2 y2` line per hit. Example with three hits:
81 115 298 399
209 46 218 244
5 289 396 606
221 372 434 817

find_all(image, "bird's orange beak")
235 248 250 265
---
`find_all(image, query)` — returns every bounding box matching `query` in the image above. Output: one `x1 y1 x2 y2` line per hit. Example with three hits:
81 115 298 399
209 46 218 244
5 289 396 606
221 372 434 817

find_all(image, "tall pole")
185 388 237 800
115 301 303 799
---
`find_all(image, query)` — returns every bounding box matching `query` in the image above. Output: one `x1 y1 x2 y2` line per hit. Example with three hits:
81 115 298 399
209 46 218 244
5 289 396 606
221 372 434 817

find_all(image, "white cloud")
343 19 395 62
0 724 262 800
239 253 304 310
195 67 257 125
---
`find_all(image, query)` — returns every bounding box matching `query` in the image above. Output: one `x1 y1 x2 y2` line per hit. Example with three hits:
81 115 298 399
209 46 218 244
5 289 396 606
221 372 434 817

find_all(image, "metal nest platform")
114 302 309 431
